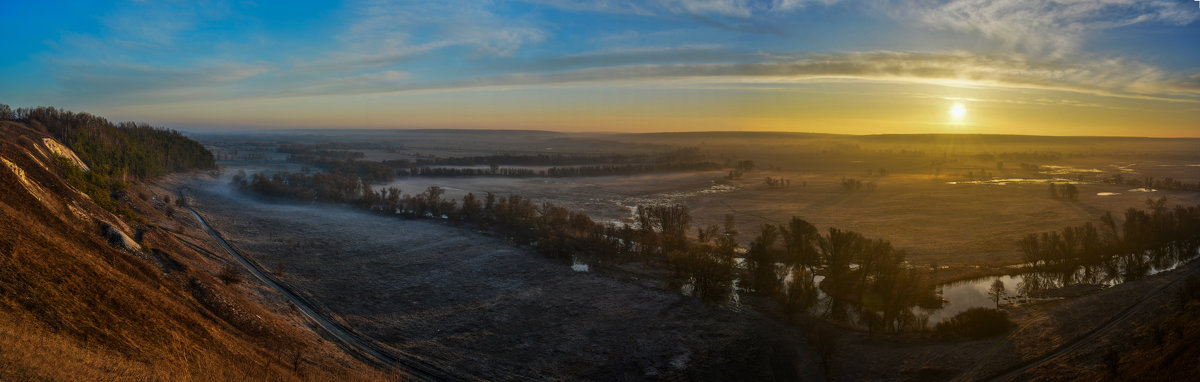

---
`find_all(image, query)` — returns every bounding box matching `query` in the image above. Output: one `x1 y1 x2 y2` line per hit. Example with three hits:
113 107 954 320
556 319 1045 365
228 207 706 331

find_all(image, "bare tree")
988 279 1006 308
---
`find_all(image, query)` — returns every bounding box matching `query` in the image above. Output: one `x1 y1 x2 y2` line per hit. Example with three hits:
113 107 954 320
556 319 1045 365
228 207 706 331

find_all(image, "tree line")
285 153 395 183
1106 173 1200 192
1020 197 1200 291
738 218 940 334
281 144 705 167
2 104 215 219
763 177 794 189
232 169 944 335
840 177 876 192
2 105 215 179
1048 183 1080 201
404 162 722 178
232 169 641 266
279 143 722 181
725 160 756 179
401 153 631 167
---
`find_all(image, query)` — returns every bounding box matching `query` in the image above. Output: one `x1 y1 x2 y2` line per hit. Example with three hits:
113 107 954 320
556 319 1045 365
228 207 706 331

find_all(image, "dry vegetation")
5 121 1198 380
213 130 1200 268
197 130 1200 381
0 121 390 380
182 177 824 380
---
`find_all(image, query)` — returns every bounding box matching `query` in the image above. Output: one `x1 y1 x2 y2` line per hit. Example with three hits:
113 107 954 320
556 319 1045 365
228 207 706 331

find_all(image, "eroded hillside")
0 120 385 380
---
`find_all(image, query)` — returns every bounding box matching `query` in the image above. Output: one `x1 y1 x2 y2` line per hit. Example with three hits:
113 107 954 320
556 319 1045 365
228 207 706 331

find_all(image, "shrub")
218 265 243 285
935 307 1012 339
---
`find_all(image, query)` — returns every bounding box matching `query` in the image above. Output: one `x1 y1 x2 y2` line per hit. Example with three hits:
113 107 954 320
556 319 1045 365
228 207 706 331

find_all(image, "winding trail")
984 260 1197 381
185 205 459 381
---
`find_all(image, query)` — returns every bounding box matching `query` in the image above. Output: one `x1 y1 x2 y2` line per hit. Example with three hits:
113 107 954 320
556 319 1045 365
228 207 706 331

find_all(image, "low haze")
2 1 1198 135
3 2 1200 381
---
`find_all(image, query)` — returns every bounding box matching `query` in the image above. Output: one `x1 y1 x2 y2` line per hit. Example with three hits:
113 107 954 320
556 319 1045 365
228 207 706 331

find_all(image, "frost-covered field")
188 178 818 381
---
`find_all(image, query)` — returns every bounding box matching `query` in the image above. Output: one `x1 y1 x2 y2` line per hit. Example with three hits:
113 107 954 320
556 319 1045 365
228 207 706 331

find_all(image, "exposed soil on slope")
0 122 381 380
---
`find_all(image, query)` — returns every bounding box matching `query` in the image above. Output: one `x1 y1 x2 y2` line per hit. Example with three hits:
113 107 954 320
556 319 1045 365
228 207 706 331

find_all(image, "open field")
182 177 821 381
10 4 1200 379
188 130 1200 380
177 171 1200 381
365 169 1200 266
689 171 1200 266
199 131 1200 266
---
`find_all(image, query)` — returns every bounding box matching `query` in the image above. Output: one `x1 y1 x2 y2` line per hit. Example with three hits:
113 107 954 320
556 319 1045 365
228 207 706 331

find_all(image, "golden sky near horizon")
3 1 1198 137
108 81 1200 137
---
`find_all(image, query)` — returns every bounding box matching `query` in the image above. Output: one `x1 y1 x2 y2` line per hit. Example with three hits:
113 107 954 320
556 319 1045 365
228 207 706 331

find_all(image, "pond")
780 244 1200 331
671 244 1196 332
920 246 1197 327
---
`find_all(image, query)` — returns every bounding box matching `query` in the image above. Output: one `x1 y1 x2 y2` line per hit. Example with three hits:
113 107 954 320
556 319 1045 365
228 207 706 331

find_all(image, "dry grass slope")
0 121 393 381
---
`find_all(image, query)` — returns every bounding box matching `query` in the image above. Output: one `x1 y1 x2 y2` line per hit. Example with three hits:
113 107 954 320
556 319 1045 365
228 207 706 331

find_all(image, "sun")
950 103 967 120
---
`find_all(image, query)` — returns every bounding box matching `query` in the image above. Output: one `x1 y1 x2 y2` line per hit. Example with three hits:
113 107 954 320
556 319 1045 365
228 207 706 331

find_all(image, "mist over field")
186 128 1200 379
3 0 1200 381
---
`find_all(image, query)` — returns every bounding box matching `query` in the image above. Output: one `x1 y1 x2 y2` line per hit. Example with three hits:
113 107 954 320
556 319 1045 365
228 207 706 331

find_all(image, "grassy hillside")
0 117 387 380
1 105 215 221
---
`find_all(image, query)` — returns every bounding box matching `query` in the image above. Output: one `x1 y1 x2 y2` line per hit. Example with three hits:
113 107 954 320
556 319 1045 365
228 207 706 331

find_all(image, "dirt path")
185 205 460 381
983 262 1198 381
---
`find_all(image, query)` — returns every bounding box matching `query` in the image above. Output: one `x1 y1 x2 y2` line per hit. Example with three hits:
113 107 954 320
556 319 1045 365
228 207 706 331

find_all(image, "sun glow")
950 103 967 120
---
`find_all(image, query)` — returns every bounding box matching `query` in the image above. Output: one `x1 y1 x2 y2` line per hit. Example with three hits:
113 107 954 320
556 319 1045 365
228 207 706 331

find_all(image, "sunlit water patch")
922 275 1036 326
1040 165 1104 175
795 245 1199 331
606 182 741 226
1109 163 1137 174
918 247 1199 327
947 178 1080 186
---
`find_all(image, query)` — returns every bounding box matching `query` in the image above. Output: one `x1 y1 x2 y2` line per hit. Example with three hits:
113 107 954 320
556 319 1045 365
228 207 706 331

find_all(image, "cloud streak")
52 59 270 102
302 0 546 73
528 0 841 18
898 0 1200 56
16 0 1198 134
70 47 1200 106
273 51 1200 104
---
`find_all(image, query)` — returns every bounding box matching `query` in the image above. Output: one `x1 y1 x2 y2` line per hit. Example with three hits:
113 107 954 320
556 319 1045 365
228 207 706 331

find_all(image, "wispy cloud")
522 45 743 71
526 0 840 18
312 51 1200 103
514 0 845 36
21 0 1200 128
40 1 269 104
897 0 1200 56
302 0 546 73
277 70 414 97
73 46 1200 106
52 59 269 102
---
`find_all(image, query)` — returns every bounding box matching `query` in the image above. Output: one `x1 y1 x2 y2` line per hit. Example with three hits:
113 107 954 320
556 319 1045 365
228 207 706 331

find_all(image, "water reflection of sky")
922 249 1197 326
925 275 1024 326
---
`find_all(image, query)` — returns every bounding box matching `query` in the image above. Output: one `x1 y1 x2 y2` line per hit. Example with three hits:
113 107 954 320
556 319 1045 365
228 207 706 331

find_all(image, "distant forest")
233 162 1200 339
231 168 947 335
403 162 722 177
0 104 215 218
278 144 721 180
0 105 214 179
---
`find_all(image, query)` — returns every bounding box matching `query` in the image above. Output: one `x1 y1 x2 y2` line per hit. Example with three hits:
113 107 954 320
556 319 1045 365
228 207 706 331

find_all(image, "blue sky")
1 0 1198 135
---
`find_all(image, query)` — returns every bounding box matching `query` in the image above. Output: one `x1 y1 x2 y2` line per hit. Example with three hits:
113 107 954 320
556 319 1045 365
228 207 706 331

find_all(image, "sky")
1 0 1198 136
